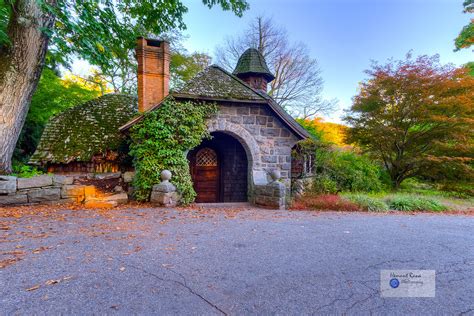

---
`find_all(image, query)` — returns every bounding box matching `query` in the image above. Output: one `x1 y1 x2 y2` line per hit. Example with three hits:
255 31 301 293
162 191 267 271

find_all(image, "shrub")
388 195 447 212
291 194 361 211
438 181 474 199
311 149 387 193
11 162 44 178
130 98 218 204
343 194 389 212
312 175 338 194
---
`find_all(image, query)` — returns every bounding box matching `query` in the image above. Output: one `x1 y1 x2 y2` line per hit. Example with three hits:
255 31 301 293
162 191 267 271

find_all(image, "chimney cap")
233 48 275 82
136 37 170 46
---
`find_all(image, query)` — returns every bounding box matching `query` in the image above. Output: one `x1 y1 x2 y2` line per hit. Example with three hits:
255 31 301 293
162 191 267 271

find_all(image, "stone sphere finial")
269 169 281 182
161 170 172 182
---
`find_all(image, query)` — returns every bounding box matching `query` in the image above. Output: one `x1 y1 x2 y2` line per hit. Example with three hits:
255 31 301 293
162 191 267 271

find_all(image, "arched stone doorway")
188 132 249 203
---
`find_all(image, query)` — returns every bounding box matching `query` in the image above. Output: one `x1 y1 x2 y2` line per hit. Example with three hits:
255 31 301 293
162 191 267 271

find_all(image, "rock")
0 176 17 194
45 198 77 205
17 175 53 189
84 186 96 199
103 193 128 204
150 191 179 207
94 172 121 180
114 185 124 193
84 199 118 208
122 171 135 183
152 182 176 193
254 182 286 210
0 194 27 205
161 170 172 181
53 175 74 185
28 188 61 203
61 185 85 202
269 169 281 182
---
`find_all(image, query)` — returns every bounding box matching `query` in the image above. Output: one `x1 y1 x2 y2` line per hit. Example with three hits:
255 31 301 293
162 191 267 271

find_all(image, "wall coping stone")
17 175 53 189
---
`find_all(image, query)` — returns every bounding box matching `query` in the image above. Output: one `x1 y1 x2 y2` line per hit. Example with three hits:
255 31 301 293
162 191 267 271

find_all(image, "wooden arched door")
190 147 220 202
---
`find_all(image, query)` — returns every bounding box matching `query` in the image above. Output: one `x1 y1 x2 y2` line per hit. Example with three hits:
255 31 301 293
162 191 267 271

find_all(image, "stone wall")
207 103 300 203
254 181 286 209
0 172 134 207
208 104 300 181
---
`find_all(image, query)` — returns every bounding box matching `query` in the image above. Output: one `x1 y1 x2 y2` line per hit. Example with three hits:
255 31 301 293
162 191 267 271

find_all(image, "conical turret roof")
233 48 275 81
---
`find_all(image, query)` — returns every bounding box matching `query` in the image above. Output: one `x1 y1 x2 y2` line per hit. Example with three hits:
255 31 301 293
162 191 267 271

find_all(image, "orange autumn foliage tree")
345 54 474 188
297 117 348 146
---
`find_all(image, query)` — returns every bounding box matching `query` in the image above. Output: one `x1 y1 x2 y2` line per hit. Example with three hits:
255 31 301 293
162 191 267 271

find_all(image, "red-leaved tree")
344 54 474 188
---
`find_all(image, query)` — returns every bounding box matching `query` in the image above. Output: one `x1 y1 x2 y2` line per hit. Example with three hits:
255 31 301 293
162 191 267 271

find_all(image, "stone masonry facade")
207 102 299 205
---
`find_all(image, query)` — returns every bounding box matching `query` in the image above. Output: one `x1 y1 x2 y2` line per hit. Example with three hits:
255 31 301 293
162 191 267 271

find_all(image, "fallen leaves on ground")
25 276 74 291
26 285 40 291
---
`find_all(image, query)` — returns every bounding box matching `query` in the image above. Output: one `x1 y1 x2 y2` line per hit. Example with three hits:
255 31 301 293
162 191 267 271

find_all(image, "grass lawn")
292 179 473 213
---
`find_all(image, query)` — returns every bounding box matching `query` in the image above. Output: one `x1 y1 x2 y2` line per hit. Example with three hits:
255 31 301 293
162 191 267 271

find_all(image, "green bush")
129 98 217 204
344 194 389 212
312 174 338 194
11 162 44 178
388 195 447 212
438 181 474 199
312 149 387 193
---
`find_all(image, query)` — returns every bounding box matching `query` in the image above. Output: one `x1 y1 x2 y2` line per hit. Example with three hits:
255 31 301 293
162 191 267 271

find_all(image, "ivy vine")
129 97 218 204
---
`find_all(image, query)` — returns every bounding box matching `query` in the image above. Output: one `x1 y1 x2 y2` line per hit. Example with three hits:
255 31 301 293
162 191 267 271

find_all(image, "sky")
176 0 473 122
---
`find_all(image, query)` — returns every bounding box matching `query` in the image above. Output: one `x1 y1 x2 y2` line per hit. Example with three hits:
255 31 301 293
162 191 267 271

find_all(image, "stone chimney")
136 38 170 112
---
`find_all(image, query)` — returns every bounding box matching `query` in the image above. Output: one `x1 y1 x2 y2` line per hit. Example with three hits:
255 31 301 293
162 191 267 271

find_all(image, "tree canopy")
0 0 249 173
454 0 474 51
13 68 103 163
0 0 247 67
344 54 474 188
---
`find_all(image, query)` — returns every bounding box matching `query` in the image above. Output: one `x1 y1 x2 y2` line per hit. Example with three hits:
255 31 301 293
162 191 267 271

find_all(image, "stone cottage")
29 38 310 208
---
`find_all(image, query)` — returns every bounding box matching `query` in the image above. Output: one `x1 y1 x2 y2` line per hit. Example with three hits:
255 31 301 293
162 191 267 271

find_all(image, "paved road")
1 206 473 315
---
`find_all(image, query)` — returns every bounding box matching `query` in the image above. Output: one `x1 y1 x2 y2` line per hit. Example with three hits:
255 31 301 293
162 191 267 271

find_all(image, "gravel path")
1 206 473 314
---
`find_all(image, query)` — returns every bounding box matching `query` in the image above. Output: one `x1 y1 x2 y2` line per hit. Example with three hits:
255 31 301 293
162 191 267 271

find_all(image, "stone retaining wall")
254 181 286 210
0 171 135 207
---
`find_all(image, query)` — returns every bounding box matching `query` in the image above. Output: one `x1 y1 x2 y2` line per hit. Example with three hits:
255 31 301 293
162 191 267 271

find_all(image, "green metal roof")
233 48 275 81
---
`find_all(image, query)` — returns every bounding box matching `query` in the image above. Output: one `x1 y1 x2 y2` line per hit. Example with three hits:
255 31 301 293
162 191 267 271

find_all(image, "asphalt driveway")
1 206 473 315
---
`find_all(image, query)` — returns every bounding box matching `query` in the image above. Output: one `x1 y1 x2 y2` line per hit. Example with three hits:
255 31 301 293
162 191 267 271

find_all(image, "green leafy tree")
0 0 249 174
467 61 474 76
455 0 474 51
13 68 101 163
345 54 474 188
170 51 212 90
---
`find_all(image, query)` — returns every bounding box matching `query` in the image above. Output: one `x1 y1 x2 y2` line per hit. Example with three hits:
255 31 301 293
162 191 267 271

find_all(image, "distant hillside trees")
344 54 474 188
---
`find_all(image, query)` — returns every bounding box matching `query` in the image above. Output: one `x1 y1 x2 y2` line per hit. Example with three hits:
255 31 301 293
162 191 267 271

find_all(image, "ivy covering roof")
30 94 137 165
232 48 275 81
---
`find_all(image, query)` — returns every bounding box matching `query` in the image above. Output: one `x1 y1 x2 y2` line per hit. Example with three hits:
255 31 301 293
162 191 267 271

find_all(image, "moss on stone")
30 94 137 165
177 65 265 100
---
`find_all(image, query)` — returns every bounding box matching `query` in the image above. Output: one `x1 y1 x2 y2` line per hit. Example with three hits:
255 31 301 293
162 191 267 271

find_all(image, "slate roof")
120 65 309 139
233 48 275 81
175 65 265 101
30 94 137 165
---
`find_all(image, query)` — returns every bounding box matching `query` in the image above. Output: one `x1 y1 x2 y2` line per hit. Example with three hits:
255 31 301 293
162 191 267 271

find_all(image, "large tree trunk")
0 0 55 174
